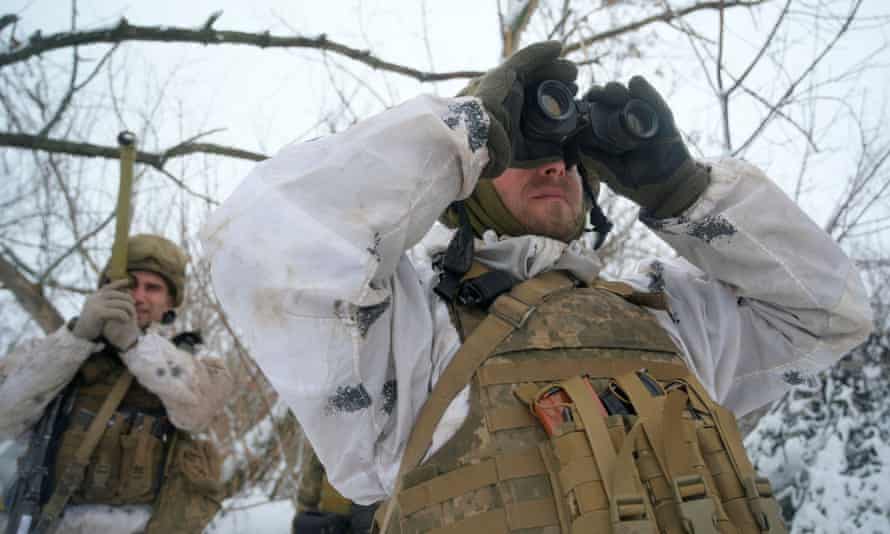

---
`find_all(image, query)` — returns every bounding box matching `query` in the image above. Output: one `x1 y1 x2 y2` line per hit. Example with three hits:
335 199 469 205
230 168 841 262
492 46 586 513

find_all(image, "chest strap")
34 370 133 533
404 269 575 469
376 270 576 533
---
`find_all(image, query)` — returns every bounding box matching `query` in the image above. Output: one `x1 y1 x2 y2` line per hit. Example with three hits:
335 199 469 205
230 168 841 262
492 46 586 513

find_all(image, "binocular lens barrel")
523 80 579 142
620 100 659 140
536 80 574 120
522 79 661 153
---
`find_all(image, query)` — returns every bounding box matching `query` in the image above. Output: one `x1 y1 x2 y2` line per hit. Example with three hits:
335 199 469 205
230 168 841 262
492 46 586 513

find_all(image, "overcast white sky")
3 3 888 529
8 0 890 233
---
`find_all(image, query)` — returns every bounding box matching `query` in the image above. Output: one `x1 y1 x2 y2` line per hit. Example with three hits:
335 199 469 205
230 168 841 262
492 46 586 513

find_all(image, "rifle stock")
3 387 71 534
108 131 136 282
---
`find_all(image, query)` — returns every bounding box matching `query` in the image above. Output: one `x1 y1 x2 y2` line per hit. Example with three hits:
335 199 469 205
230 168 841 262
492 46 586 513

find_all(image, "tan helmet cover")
100 234 188 307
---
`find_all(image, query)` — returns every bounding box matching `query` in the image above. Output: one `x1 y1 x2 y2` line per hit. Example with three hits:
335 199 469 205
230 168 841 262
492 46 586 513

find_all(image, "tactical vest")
52 344 172 506
385 269 786 534
47 336 223 532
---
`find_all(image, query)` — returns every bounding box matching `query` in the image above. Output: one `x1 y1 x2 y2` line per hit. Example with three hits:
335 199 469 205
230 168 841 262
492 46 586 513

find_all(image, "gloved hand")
103 300 141 351
463 41 577 178
577 75 709 218
71 279 135 341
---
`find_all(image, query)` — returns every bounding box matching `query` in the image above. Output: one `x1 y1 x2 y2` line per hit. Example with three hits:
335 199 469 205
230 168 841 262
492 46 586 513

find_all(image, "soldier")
203 42 873 533
0 234 232 533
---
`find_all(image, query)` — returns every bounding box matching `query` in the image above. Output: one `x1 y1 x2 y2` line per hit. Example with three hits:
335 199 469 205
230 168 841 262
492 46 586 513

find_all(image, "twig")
38 210 113 284
732 0 864 156
563 0 768 55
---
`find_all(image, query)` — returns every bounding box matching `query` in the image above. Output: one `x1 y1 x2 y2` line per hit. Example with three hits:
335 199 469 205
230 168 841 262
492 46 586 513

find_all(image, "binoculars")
522 80 660 154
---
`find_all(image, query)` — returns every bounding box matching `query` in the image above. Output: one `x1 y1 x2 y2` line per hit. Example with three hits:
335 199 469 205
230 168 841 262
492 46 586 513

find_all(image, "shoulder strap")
404 270 574 470
34 370 133 533
376 271 575 533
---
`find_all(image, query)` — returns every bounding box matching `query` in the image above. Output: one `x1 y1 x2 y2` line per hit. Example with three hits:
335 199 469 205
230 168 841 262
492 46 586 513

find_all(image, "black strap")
434 201 475 302
457 270 518 308
579 168 613 250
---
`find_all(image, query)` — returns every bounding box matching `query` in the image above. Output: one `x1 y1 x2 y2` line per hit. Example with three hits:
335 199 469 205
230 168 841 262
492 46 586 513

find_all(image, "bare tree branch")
46 154 101 274
0 131 268 167
856 258 890 269
727 0 792 94
563 0 768 55
0 252 64 334
38 210 114 284
36 5 81 139
833 147 890 242
0 15 483 82
732 0 863 156
502 0 540 58
154 166 221 206
716 1 731 151
545 0 572 41
0 14 18 34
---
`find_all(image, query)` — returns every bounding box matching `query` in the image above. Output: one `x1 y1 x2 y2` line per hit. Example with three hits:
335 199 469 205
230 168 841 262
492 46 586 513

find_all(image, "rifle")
3 386 73 534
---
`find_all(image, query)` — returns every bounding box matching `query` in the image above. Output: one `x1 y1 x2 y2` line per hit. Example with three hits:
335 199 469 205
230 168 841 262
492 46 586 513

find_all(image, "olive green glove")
71 279 134 341
578 76 709 218
464 41 577 178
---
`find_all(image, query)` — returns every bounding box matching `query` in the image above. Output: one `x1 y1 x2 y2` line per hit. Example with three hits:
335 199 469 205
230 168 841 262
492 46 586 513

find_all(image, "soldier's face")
130 270 174 328
492 160 584 241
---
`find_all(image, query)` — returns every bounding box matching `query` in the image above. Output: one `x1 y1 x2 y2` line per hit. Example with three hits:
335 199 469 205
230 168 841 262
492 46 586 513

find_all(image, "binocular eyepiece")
523 80 660 154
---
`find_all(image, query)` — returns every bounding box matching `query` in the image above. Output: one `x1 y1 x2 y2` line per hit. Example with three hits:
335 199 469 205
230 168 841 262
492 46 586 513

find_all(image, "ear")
161 310 177 325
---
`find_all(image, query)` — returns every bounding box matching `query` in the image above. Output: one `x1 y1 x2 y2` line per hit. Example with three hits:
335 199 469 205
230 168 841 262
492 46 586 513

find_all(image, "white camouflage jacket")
201 95 873 505
0 322 231 533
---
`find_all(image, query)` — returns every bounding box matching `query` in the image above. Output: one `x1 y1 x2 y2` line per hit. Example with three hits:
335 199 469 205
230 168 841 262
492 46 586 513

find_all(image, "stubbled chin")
529 203 581 241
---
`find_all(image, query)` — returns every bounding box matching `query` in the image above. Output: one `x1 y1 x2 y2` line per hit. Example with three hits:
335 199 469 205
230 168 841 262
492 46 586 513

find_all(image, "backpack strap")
376 270 576 533
34 371 133 533
404 270 576 470
683 377 787 533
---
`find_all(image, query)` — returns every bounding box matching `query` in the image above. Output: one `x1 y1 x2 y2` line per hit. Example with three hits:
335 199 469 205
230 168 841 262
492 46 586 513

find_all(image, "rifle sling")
34 370 134 533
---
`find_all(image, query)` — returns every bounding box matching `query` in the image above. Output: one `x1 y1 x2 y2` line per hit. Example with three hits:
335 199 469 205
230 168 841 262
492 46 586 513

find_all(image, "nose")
536 160 566 178
130 284 145 303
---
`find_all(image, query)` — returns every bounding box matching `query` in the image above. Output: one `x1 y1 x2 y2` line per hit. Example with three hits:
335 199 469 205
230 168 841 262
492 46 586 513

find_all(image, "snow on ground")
205 489 295 534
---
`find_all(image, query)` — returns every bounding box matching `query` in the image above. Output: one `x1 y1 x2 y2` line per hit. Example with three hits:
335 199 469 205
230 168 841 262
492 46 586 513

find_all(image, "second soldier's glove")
464 41 577 178
103 303 141 351
71 279 135 341
577 75 709 218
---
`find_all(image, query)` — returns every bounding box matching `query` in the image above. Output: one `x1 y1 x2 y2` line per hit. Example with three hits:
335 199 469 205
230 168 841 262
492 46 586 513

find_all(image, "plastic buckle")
672 475 718 534
610 494 656 534
433 272 461 302
744 476 787 533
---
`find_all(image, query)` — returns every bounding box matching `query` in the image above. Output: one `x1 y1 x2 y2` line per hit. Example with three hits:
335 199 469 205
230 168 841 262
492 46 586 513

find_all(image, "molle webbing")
399 270 578 472
389 269 785 534
378 271 577 533
40 346 177 533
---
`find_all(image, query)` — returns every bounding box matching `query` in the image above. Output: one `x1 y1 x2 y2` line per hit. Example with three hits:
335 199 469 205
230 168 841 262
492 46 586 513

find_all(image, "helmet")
100 234 188 307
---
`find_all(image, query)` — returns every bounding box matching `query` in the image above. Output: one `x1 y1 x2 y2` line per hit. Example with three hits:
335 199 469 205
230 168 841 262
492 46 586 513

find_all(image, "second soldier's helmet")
100 234 188 307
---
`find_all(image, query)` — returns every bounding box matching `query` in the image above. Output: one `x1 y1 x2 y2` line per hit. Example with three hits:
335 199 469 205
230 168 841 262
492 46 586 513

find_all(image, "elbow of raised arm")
170 357 233 434
167 399 216 433
824 265 874 355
